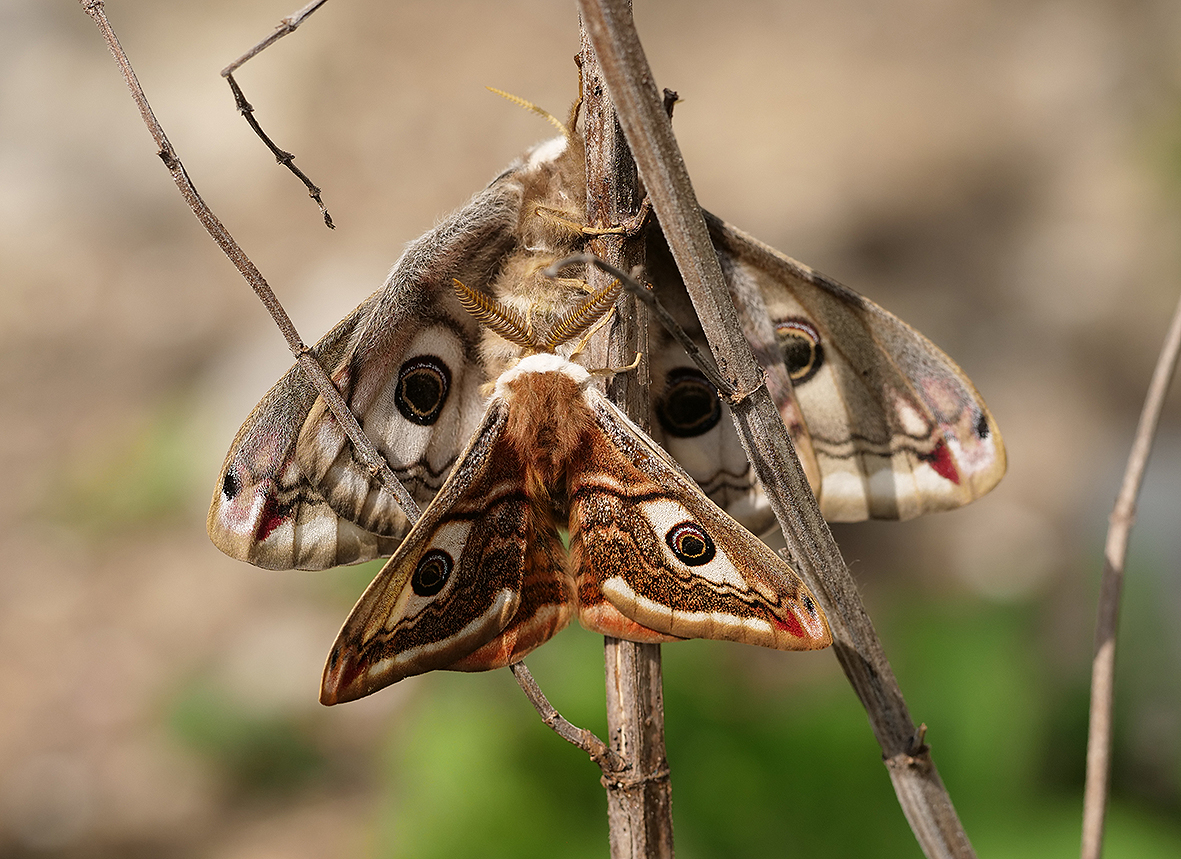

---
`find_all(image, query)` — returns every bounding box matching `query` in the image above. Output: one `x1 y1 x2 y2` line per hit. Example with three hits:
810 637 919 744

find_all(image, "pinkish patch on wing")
773 610 806 640
255 495 288 542
920 439 960 485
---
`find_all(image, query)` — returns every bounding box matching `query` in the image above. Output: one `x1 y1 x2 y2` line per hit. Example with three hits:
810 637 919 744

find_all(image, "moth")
319 284 830 703
209 118 1005 574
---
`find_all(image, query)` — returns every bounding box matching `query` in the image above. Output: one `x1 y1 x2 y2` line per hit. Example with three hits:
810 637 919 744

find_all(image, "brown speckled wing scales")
571 393 829 651
320 402 574 704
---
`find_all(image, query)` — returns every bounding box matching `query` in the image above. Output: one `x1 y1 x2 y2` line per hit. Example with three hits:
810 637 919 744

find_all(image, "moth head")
494 352 591 398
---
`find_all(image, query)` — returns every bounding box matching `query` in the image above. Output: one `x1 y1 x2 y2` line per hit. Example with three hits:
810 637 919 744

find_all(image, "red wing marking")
920 439 960 485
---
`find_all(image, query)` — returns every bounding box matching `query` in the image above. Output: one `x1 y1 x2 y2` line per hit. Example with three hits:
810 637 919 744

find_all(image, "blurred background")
4 0 1181 856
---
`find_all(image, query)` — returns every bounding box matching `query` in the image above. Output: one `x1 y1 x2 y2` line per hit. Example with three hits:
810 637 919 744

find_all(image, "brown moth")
208 117 1005 573
319 286 831 703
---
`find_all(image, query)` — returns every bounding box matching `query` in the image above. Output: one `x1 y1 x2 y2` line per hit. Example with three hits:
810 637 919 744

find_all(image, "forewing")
645 215 1005 522
208 296 404 570
321 401 573 704
570 393 830 652
208 181 523 570
295 182 525 539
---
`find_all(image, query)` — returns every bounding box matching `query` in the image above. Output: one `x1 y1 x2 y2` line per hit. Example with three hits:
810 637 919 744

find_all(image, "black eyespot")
411 549 453 597
775 319 824 385
222 469 241 500
975 412 990 440
665 521 717 567
655 368 721 438
395 356 451 426
802 594 816 616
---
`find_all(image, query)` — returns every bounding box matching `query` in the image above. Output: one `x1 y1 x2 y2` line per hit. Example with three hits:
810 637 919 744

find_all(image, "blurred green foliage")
52 397 203 534
169 682 328 797
372 593 1181 858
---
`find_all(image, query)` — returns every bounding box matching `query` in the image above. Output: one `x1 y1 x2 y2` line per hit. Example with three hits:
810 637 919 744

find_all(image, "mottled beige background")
3 0 1181 856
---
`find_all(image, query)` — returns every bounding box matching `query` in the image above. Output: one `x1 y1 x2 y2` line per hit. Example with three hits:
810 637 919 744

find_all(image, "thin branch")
576 1 976 856
221 0 335 228
1080 289 1181 859
581 17 675 857
510 663 625 774
224 74 334 228
79 0 420 526
220 0 331 76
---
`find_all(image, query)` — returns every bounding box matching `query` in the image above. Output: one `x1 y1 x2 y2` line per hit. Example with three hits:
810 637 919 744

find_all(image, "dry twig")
577 0 976 856
221 0 335 227
509 663 625 774
1080 290 1181 859
78 0 420 526
581 23 674 856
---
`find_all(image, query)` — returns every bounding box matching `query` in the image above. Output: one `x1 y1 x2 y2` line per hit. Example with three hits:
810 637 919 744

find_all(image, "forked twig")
79 0 420 526
1080 290 1181 859
578 0 975 856
221 0 331 75
510 664 625 774
221 0 335 227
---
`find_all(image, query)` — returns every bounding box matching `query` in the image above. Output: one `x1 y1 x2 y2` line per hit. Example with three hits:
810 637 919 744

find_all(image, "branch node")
726 377 764 407
910 723 929 756
509 663 625 775
601 766 671 791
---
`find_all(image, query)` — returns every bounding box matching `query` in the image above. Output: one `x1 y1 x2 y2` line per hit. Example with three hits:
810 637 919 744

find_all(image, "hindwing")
645 214 1006 523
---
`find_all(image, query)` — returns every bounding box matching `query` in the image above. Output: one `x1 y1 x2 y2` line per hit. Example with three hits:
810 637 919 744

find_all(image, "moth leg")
568 306 617 361
607 196 652 238
589 351 643 376
533 197 651 238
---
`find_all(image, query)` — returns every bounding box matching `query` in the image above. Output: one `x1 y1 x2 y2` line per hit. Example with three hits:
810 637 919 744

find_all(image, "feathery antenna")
486 87 570 139
451 279 536 348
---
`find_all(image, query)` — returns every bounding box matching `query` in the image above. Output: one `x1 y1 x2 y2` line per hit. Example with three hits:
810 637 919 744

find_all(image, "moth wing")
295 181 527 542
208 295 405 570
645 300 777 538
321 401 574 704
645 223 820 533
646 215 1006 522
709 216 1005 520
570 393 829 651
209 181 524 570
